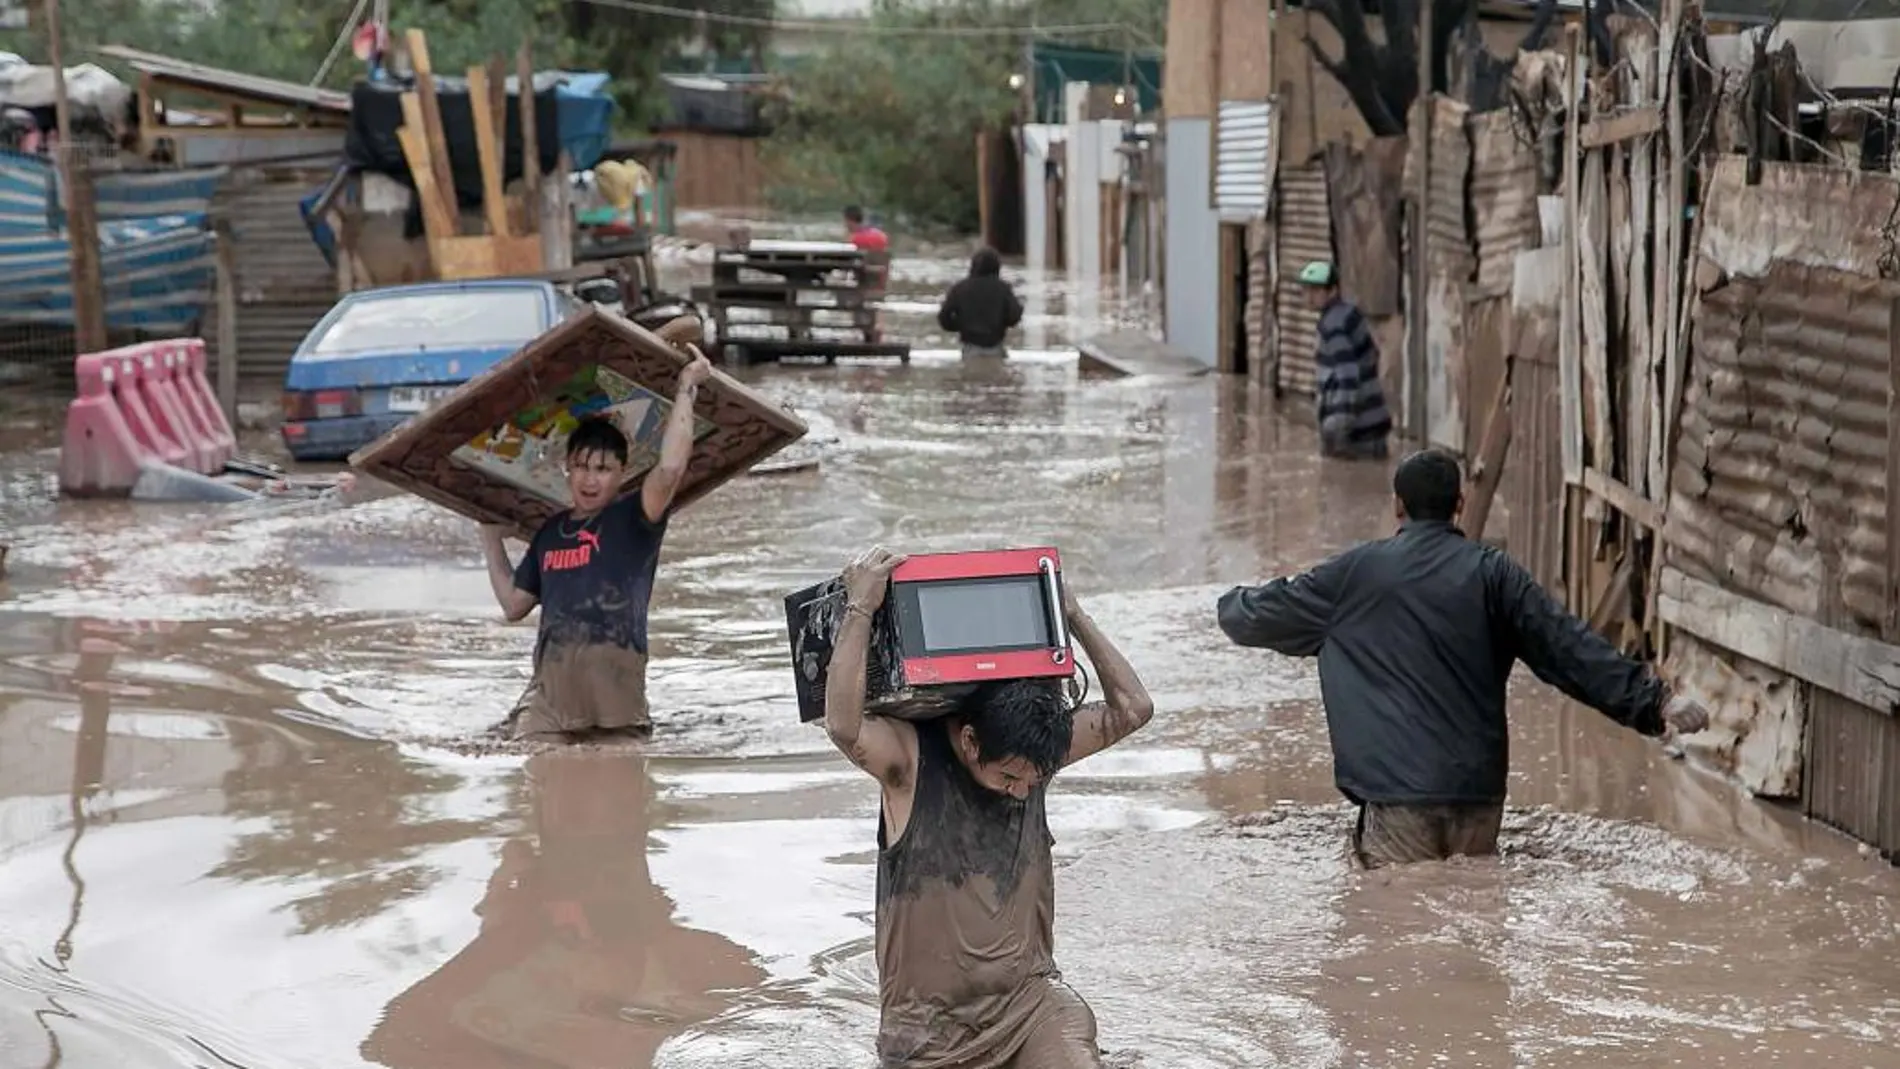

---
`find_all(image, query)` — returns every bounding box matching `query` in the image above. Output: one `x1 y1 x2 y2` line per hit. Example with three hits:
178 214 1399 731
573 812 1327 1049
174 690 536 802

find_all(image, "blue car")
280 278 589 462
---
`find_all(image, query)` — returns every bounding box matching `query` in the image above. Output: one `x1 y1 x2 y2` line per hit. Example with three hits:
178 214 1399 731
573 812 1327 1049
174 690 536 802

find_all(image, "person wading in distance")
1300 260 1394 460
826 545 1155 1069
1215 448 1711 868
478 346 714 744
937 246 1025 360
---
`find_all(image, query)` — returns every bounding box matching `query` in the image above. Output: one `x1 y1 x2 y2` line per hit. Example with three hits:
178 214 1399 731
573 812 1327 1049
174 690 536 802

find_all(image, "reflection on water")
1 249 1897 1068
364 751 764 1066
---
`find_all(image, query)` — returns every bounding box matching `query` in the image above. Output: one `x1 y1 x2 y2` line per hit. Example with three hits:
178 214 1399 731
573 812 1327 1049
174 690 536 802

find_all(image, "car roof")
339 278 558 302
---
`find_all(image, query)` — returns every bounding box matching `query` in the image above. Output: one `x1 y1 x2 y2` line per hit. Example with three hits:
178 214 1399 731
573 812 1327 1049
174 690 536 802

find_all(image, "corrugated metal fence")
1668 256 1899 852
209 165 338 389
1273 161 1330 396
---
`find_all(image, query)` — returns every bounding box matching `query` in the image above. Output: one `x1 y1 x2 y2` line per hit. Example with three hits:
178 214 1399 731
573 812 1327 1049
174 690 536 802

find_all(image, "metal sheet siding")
1805 688 1899 857
1668 257 1898 849
1274 162 1330 397
1214 100 1271 221
1507 246 1565 594
1468 109 1540 300
1668 264 1889 630
208 165 339 385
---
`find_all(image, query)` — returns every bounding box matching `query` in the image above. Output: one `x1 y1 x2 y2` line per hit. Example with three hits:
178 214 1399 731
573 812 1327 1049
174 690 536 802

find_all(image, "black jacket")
1216 520 1666 806
937 275 1023 348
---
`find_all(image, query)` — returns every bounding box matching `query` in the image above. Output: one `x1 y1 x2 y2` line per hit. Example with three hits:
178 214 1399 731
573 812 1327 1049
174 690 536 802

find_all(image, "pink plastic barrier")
176 339 236 466
58 338 231 497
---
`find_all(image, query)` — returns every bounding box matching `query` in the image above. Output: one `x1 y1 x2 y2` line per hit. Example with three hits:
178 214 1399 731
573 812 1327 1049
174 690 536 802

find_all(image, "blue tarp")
0 151 222 335
553 71 616 172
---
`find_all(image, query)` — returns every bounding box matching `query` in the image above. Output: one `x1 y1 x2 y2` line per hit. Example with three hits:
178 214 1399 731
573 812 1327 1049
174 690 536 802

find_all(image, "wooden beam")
1579 105 1662 149
465 65 511 237
517 43 542 213
1587 553 1635 635
1462 358 1514 539
1658 567 1900 716
1581 465 1663 530
214 221 238 426
396 102 456 242
404 29 460 232
1559 23 1584 485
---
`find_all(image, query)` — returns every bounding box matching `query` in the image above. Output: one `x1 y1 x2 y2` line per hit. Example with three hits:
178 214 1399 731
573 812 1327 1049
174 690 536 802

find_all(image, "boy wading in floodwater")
478 346 713 743
824 545 1155 1069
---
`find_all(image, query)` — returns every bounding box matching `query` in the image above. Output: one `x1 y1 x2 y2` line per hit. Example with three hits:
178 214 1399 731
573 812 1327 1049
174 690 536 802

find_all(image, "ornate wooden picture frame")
349 309 808 541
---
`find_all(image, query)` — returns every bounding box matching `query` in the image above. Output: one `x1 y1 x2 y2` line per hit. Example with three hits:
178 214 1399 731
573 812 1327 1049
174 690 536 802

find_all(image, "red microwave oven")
783 546 1073 723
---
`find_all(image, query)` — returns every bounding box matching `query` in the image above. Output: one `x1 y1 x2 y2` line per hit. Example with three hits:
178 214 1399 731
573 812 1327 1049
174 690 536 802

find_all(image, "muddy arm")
481 526 539 623
642 348 708 524
1063 605 1154 767
825 608 917 787
1487 552 1667 735
1216 553 1352 657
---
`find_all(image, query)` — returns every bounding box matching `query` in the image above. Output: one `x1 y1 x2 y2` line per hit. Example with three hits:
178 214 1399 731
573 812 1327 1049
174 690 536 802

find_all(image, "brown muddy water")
1 241 1897 1069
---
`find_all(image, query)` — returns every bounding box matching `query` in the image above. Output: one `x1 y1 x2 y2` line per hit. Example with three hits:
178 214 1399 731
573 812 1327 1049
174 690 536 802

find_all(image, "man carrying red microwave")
823 544 1154 1069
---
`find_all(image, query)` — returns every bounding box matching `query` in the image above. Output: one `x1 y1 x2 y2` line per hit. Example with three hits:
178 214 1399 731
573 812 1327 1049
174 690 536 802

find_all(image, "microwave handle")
1039 556 1070 664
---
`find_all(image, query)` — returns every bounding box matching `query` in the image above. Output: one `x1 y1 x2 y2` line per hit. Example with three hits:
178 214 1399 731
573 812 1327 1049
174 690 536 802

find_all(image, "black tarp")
345 75 564 236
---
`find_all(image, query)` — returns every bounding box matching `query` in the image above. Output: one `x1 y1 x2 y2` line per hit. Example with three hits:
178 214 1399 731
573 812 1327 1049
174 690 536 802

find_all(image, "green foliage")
763 0 1165 234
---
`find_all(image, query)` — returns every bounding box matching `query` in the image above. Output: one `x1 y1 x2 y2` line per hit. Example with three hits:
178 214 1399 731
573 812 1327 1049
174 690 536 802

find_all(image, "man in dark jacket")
938 246 1025 359
1215 448 1710 868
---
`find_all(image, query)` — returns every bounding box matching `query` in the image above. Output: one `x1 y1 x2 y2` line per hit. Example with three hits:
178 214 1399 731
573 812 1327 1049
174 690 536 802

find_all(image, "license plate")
388 386 454 413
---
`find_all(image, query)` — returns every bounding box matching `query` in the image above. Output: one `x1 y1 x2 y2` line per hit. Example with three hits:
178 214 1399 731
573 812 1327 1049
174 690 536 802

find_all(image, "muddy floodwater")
2 239 1897 1069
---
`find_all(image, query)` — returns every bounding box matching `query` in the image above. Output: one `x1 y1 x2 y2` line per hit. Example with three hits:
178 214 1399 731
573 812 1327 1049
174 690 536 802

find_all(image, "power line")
569 0 1132 37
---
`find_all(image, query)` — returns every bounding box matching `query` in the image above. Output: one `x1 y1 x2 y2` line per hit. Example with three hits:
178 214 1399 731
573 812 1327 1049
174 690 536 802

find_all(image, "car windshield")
307 288 545 356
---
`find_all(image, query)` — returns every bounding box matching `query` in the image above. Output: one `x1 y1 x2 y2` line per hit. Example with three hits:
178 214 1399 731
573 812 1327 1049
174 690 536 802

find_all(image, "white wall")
1164 118 1219 367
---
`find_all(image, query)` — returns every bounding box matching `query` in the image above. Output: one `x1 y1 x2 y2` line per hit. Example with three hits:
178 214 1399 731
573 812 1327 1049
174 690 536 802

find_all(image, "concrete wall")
1164 119 1219 367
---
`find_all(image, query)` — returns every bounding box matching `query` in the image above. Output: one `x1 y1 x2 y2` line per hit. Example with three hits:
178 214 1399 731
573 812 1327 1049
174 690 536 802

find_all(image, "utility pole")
44 0 107 354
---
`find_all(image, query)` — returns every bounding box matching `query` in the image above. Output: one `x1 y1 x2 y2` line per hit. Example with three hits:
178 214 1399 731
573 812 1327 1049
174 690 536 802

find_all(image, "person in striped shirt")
1300 260 1394 460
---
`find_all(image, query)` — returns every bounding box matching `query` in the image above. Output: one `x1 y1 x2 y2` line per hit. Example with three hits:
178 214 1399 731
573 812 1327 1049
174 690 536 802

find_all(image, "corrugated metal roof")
1274 162 1330 397
1468 109 1540 300
96 46 353 114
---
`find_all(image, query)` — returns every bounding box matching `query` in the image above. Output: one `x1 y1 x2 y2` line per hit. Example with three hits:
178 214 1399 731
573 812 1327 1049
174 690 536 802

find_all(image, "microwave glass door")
899 576 1053 656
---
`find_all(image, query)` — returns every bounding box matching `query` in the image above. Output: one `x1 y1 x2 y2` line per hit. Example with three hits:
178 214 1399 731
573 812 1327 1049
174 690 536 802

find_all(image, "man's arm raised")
1062 586 1154 768
823 546 918 786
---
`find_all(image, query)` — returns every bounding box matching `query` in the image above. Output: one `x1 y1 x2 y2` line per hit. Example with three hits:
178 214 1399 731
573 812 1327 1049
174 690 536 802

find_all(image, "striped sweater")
1315 297 1394 455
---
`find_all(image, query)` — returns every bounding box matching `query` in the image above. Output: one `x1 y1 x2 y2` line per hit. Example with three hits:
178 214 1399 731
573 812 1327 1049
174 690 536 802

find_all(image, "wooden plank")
396 103 457 242
1559 24 1584 486
1658 567 1900 716
465 65 512 237
1624 32 1656 499
404 29 460 233
1587 553 1635 634
1579 105 1662 149
1581 465 1663 530
517 43 542 212
214 222 238 425
1578 150 1613 514
1462 358 1514 539
430 234 543 280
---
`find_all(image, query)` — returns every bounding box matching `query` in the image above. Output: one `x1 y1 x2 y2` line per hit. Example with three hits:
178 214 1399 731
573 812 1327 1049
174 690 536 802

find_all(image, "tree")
765 0 1165 232
1303 0 1561 135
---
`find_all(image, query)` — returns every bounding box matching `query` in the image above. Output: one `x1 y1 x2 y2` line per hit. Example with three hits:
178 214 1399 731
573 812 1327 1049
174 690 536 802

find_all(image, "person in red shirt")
843 204 888 253
844 205 891 339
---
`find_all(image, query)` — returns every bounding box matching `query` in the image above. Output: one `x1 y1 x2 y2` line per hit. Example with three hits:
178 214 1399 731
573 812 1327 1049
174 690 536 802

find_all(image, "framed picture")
350 309 808 541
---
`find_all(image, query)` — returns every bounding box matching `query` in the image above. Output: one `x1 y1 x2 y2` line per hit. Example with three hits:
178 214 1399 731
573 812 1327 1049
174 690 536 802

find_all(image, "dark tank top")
874 720 1058 1068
